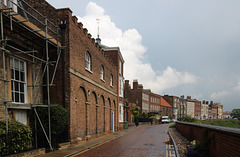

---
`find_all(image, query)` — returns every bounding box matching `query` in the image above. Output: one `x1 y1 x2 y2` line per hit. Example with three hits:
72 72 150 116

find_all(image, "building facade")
194 101 201 120
162 95 179 119
0 0 60 126
160 97 173 117
23 0 123 143
149 93 161 113
179 96 187 118
124 80 151 114
103 47 125 129
201 100 209 120
186 96 195 118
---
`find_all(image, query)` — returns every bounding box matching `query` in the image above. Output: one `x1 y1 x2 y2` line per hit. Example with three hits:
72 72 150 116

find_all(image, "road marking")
70 127 138 157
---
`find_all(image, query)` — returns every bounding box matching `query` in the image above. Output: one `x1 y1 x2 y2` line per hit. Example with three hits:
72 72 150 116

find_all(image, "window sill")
100 79 105 82
85 68 93 74
110 85 114 88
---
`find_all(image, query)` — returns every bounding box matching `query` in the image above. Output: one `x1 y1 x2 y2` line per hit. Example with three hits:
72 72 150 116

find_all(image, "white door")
112 111 114 132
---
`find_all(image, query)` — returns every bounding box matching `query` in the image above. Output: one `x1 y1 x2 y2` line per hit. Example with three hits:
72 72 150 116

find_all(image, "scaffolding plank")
12 14 60 46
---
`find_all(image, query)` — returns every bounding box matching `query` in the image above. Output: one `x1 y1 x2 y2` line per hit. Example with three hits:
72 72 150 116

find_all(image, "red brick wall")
25 0 120 142
176 122 240 157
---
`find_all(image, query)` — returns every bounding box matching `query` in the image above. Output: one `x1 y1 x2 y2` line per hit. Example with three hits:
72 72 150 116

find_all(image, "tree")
231 109 240 120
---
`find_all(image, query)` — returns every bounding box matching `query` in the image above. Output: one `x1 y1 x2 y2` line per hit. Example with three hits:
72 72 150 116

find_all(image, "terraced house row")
123 80 224 123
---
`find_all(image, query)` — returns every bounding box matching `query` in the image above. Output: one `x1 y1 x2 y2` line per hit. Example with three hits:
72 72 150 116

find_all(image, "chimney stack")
133 79 138 89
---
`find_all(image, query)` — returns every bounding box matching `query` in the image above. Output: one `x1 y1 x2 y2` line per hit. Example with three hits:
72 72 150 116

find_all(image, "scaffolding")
0 0 62 151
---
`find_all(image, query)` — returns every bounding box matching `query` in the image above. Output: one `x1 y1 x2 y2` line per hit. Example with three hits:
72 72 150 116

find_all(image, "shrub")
178 116 196 122
30 104 69 149
195 119 240 128
169 122 176 128
186 140 209 157
0 121 32 156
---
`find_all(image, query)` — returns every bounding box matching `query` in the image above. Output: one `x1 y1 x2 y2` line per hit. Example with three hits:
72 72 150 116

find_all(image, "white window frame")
85 52 91 72
119 60 122 75
110 74 113 87
100 65 104 81
10 57 27 103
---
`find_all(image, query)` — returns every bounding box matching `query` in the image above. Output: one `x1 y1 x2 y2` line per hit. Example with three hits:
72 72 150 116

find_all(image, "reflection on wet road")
72 124 176 157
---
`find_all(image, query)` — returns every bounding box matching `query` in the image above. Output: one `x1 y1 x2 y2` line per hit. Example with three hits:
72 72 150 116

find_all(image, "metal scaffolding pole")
0 0 62 151
45 17 52 150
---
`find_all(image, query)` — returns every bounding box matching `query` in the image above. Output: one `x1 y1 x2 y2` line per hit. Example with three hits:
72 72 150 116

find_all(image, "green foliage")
30 105 69 149
195 119 240 128
187 140 209 157
231 109 240 120
178 115 196 122
169 122 176 128
30 105 69 135
0 121 32 156
132 106 140 118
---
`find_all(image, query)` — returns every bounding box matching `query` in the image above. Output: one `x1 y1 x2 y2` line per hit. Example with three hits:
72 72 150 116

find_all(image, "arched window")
100 65 104 80
85 52 91 71
110 74 113 87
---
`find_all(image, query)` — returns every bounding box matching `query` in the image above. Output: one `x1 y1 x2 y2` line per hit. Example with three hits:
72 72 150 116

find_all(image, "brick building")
124 80 151 114
179 95 187 118
23 0 123 143
208 101 218 119
194 101 201 119
0 0 60 126
160 97 172 117
162 95 179 119
149 92 161 113
149 92 161 121
102 47 125 130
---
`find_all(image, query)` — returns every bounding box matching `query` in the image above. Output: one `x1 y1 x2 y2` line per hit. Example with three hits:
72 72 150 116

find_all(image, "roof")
160 97 172 108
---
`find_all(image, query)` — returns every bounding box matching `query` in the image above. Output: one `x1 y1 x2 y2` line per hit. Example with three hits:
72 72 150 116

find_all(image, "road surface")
71 124 174 157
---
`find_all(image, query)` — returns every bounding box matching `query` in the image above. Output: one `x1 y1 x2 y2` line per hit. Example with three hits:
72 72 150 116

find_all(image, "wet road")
72 124 170 157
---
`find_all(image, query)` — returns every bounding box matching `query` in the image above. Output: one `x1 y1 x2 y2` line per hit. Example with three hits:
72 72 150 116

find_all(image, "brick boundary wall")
176 122 240 157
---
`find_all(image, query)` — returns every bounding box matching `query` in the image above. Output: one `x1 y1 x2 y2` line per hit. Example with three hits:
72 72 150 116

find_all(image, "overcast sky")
47 0 240 111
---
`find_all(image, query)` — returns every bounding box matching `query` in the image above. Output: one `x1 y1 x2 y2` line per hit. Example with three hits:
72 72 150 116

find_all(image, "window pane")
20 72 24 81
15 93 19 102
20 83 24 92
20 93 24 103
15 70 19 80
20 61 24 71
14 59 19 69
11 69 14 79
10 57 13 66
85 53 91 70
12 92 14 101
11 81 14 90
15 82 19 91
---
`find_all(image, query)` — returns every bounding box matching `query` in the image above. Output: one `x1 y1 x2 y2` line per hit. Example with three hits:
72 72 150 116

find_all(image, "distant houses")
124 80 224 121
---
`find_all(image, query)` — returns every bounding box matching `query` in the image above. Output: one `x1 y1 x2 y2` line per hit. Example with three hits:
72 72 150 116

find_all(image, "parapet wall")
176 122 240 157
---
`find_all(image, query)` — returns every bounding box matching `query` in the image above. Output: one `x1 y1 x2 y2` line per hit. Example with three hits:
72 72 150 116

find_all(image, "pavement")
38 126 138 157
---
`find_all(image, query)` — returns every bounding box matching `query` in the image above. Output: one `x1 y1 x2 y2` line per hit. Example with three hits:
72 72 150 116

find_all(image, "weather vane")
96 18 100 38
